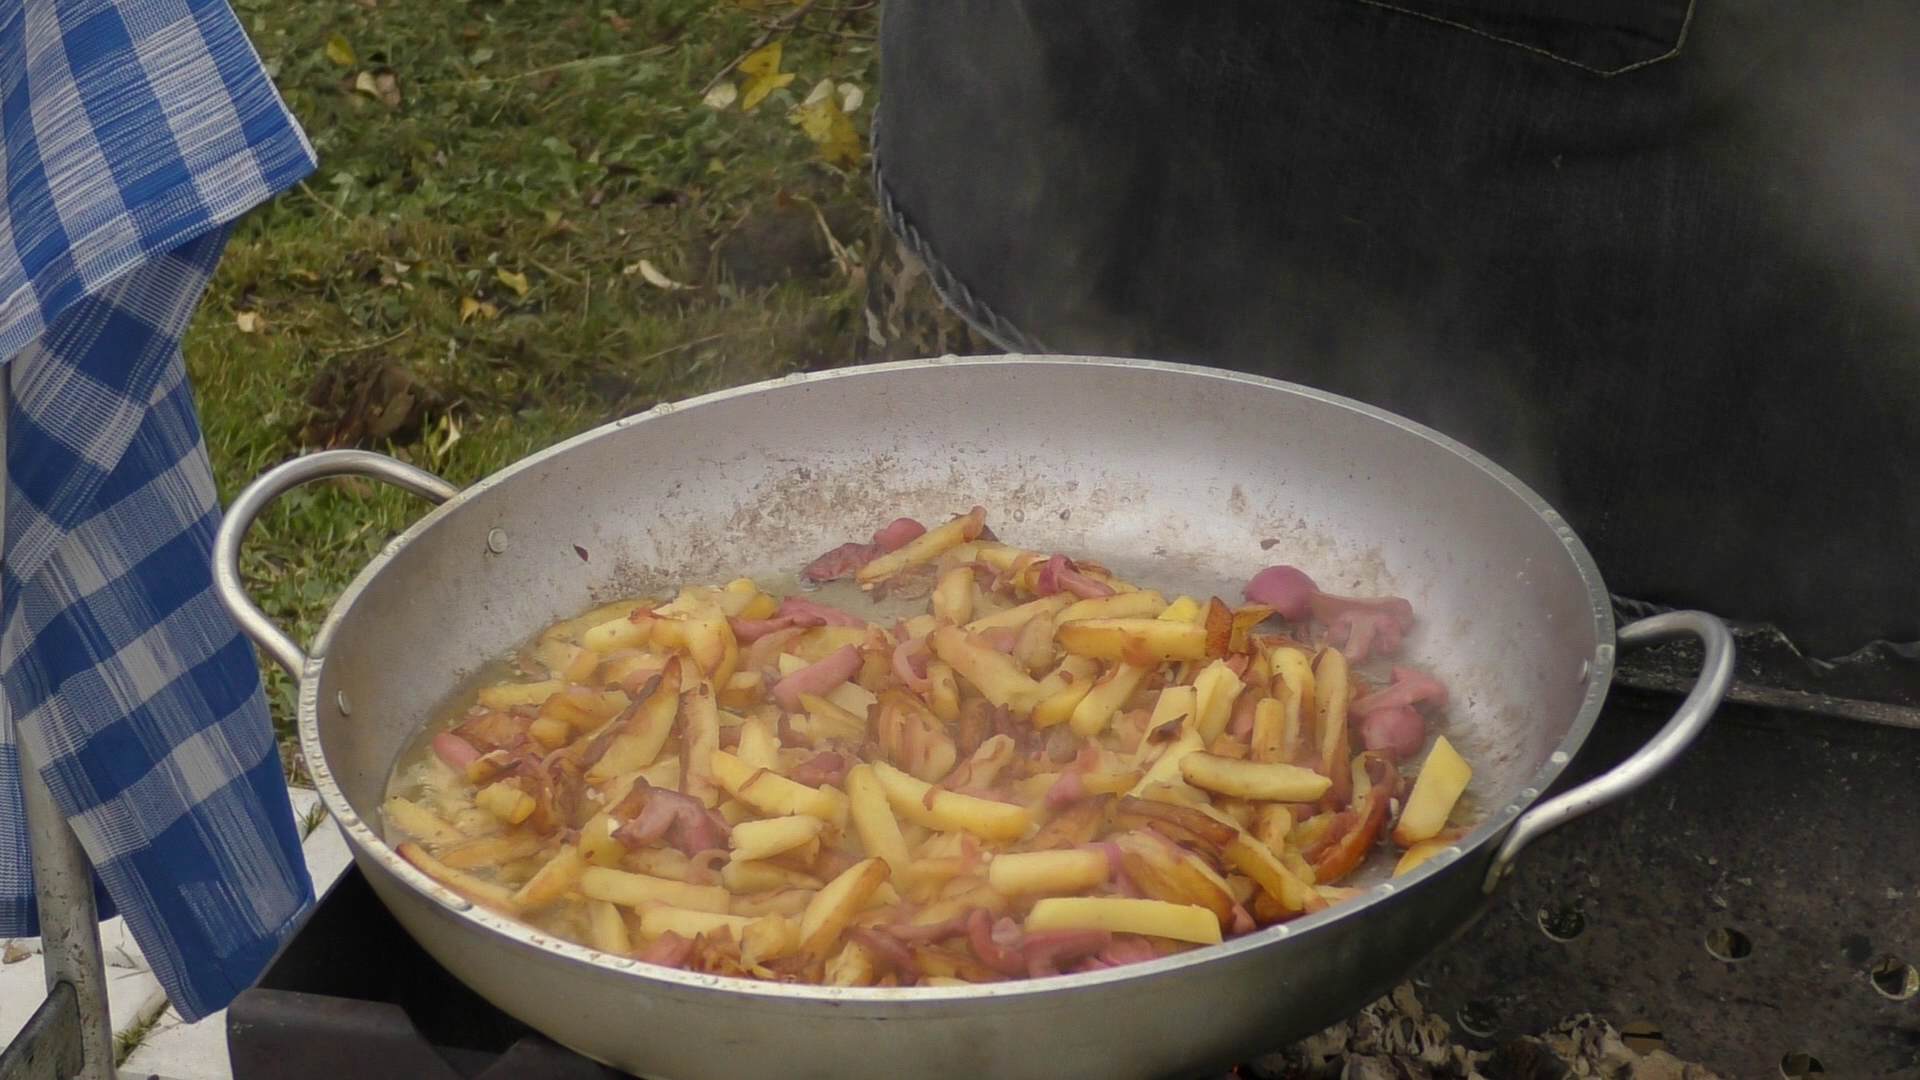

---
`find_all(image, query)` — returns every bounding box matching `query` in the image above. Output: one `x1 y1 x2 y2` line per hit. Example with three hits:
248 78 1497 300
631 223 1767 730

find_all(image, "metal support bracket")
0 377 116 1080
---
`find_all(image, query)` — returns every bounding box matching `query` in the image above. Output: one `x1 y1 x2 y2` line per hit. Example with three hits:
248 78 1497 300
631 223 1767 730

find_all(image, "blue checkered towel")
0 0 317 1022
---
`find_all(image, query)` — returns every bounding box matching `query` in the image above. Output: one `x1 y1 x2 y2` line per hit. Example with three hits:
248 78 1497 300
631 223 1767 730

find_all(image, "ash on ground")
1242 984 1723 1080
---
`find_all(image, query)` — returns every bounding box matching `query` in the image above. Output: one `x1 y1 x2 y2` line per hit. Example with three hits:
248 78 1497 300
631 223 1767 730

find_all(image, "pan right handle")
1483 609 1735 892
212 450 461 677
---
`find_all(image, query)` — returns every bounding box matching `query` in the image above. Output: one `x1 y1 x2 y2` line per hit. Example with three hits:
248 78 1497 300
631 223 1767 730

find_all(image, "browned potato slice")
1190 661 1244 744
730 889 819 917
1179 753 1333 803
1313 647 1350 778
1024 897 1221 945
512 846 586 910
987 849 1110 896
581 866 732 913
929 625 1044 710
1222 833 1322 916
587 658 683 783
823 940 879 986
931 567 976 625
1067 663 1150 736
441 830 545 871
587 898 631 954
1057 590 1167 624
798 858 891 957
637 903 753 941
397 841 517 910
870 761 1032 842
1056 618 1209 664
734 716 782 772
1394 837 1455 877
845 764 912 878
583 613 652 653
1267 647 1315 762
721 859 824 893
710 749 849 824
730 815 826 862
739 913 800 968
1393 736 1473 846
684 610 739 689
475 782 536 826
1113 830 1237 927
476 679 564 710
857 507 985 585
925 658 961 723
963 594 1073 634
875 691 958 783
680 677 722 808
385 796 467 846
1028 655 1101 729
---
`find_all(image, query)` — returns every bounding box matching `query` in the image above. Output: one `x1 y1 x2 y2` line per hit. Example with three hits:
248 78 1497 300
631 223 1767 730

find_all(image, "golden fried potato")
1024 897 1221 945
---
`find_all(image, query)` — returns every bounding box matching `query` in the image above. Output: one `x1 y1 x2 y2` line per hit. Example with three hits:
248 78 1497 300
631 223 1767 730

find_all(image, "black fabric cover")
874 0 1920 660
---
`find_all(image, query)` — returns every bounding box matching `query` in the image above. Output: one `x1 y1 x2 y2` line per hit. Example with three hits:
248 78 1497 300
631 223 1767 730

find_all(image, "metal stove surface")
226 694 1920 1080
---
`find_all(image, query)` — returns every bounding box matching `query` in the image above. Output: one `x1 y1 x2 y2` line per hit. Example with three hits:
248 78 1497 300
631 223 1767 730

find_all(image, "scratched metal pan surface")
215 356 1729 1080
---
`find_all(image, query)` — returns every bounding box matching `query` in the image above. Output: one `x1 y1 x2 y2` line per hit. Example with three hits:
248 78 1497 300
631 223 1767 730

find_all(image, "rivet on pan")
487 528 509 554
336 691 352 716
1576 659 1591 683
1520 787 1539 800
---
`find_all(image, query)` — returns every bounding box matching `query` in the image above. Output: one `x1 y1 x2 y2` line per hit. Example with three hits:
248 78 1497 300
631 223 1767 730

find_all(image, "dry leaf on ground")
235 311 264 333
736 42 796 110
495 269 531 296
791 88 862 170
626 259 689 290
703 82 739 111
325 32 355 67
459 296 499 323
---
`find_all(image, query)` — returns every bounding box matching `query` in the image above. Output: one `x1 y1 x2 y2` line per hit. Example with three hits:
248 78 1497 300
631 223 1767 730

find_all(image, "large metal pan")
213 356 1732 1080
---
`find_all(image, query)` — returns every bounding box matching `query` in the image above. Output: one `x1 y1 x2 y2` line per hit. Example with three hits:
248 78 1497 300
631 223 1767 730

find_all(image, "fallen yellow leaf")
791 95 863 170
325 32 355 68
353 70 379 98
627 259 689 291
736 42 795 111
235 311 264 333
495 269 530 296
458 296 499 323
702 81 738 111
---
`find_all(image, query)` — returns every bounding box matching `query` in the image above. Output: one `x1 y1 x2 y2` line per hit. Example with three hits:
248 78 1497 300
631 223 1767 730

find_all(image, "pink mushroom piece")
637 931 695 969
777 594 867 628
1351 666 1449 759
1033 554 1115 600
799 518 928 582
770 644 864 712
1313 593 1415 663
1242 565 1318 620
727 614 797 643
430 732 481 770
613 784 730 856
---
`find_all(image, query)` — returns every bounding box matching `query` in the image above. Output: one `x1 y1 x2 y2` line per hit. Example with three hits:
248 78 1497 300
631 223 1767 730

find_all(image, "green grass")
192 0 882 765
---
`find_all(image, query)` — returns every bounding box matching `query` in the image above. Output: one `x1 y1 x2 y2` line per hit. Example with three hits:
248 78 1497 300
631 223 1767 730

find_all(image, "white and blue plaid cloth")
0 0 317 1021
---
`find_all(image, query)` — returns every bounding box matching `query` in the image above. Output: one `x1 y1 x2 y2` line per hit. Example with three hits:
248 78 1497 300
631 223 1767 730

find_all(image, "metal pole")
1 375 116 1080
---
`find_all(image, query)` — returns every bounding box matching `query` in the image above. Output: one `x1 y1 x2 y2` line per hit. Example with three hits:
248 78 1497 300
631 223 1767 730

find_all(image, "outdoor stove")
222 643 1920 1080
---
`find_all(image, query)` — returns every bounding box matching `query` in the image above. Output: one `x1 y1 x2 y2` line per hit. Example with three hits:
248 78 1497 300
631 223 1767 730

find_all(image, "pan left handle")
1483 609 1735 892
213 449 461 676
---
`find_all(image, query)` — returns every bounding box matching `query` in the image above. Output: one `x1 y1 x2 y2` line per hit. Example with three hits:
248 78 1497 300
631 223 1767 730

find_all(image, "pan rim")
298 354 1616 1004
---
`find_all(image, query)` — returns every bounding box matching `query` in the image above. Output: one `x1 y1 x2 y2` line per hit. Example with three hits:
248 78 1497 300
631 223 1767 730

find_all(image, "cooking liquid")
383 573 1467 956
